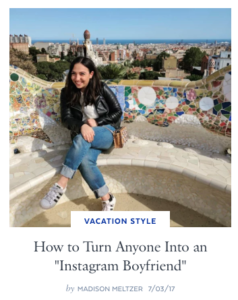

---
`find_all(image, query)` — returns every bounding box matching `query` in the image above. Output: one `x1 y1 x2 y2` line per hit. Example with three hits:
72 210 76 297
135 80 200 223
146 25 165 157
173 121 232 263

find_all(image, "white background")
2 2 237 300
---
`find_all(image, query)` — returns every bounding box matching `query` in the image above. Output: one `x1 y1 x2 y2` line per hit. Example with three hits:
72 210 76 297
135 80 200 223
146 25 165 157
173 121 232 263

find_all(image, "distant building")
10 34 31 46
201 55 209 73
162 55 177 70
10 43 29 54
146 54 158 60
207 51 231 72
34 42 54 51
83 30 103 66
96 38 98 44
103 38 106 45
36 54 60 63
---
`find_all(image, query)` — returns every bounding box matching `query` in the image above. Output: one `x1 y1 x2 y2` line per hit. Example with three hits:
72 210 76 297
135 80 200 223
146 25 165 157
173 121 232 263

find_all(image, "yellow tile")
195 79 203 87
51 82 65 89
185 81 196 88
153 80 171 87
135 80 154 86
195 89 207 95
119 80 138 86
206 70 221 82
169 81 188 88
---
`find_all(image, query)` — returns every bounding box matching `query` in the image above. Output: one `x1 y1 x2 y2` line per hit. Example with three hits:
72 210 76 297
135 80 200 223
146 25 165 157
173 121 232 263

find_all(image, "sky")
9 8 231 40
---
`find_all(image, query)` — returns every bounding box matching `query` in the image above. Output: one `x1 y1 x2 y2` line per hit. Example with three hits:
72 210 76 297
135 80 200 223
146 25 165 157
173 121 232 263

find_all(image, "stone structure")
83 30 102 66
162 55 177 70
36 54 60 63
209 58 215 75
9 65 231 227
10 34 31 46
10 43 29 54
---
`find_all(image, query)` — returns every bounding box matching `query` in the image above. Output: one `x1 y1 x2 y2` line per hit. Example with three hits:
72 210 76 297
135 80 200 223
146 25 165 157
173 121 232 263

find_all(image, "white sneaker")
40 183 66 209
102 193 116 211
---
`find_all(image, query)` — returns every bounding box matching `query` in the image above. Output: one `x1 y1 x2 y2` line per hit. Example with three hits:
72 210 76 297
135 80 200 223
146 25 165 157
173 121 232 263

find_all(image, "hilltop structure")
10 34 32 54
82 30 103 66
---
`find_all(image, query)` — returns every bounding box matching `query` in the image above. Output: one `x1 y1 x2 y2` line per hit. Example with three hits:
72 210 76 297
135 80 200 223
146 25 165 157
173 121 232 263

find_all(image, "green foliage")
64 50 77 63
185 74 203 81
37 74 47 80
29 47 42 62
35 60 70 81
10 48 37 75
41 48 47 54
97 64 128 79
123 70 139 80
183 47 207 70
139 71 162 80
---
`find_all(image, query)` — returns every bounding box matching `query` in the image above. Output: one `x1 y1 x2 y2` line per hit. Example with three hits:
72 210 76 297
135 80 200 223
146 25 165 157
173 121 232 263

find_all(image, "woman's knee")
73 134 87 148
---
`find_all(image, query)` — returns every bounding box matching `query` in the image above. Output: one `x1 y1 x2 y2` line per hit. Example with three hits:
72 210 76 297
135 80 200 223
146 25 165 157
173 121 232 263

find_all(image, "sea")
32 39 231 45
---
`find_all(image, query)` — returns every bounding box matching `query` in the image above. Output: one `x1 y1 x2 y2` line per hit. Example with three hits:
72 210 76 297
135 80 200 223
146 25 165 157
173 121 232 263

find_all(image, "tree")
41 48 47 54
153 51 170 71
37 74 47 80
35 61 52 78
185 74 203 81
35 60 70 81
29 46 42 62
10 48 37 75
131 60 140 67
97 64 128 79
139 71 162 80
183 47 207 70
61 52 65 60
123 70 139 80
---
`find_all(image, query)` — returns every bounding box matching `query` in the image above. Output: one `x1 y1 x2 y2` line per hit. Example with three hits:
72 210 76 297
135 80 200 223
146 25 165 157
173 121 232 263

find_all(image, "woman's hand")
87 119 98 127
81 124 95 142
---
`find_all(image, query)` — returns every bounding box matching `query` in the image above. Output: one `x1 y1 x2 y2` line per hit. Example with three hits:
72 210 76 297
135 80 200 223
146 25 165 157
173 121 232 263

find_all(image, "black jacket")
60 82 122 138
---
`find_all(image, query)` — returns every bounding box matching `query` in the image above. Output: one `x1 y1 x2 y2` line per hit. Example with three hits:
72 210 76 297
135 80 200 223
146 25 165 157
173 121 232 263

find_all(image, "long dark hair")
65 56 101 106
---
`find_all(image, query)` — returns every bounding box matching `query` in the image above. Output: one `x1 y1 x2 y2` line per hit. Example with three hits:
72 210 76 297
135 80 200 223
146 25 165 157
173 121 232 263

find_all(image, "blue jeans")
60 125 115 198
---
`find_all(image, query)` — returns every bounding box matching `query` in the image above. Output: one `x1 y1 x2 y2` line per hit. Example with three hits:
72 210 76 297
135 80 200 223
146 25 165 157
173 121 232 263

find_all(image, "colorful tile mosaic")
9 65 232 145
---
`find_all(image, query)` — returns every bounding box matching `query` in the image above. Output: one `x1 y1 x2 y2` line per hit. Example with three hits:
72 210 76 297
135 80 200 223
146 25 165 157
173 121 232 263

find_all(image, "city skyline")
10 8 231 40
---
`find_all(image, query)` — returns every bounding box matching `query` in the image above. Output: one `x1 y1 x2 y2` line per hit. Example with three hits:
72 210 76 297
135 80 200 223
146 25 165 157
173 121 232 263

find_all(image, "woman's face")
71 63 94 91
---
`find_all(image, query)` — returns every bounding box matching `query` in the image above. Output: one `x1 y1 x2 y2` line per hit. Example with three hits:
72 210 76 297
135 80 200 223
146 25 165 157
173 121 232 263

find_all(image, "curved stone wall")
9 65 231 152
10 166 230 227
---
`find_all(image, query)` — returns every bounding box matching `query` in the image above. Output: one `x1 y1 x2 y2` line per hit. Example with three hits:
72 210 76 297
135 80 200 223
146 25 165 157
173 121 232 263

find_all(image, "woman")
40 57 122 211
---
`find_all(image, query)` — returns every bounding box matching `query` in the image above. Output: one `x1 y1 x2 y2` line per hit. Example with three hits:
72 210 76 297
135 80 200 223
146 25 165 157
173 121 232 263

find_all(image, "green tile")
225 106 231 112
214 103 222 111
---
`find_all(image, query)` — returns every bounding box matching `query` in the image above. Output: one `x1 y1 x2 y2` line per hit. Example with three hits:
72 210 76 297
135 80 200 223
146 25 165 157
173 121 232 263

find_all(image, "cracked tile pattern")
9 66 231 149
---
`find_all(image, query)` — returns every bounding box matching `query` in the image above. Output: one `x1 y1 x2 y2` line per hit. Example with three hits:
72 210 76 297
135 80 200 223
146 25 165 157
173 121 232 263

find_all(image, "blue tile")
213 108 218 115
155 109 165 114
221 109 230 116
222 102 231 109
177 112 184 116
213 99 218 105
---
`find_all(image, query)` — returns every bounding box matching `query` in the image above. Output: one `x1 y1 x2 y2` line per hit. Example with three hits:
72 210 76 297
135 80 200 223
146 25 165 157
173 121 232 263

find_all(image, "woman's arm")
95 83 122 126
60 88 86 133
